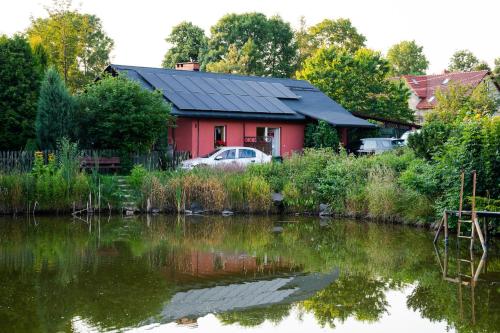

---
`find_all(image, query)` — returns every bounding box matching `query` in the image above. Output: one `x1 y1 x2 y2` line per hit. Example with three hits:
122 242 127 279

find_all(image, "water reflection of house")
162 250 302 281
150 269 338 326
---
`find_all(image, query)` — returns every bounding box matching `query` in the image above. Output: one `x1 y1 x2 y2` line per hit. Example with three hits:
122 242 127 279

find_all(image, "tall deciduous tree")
297 47 413 122
494 57 500 85
26 0 113 91
0 35 42 150
204 13 297 77
448 49 480 72
307 18 366 53
75 75 173 154
36 67 75 149
387 40 429 76
206 41 254 75
162 21 207 68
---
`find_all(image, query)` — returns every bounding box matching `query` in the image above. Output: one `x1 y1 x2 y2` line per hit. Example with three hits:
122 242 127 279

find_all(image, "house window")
214 126 226 147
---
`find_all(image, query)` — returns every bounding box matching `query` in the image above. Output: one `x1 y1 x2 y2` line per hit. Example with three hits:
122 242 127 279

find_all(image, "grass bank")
1 147 498 230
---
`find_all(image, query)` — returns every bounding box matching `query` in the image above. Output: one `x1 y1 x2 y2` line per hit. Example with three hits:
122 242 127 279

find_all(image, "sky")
1 0 499 74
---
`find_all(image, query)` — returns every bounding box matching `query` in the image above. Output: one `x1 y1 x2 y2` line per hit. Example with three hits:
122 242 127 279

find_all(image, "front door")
267 128 280 157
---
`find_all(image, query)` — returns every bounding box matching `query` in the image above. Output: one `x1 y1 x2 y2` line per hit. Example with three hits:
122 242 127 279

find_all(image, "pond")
0 215 499 333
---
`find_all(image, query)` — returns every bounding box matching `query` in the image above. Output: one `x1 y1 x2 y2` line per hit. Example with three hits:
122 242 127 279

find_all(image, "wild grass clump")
138 168 272 214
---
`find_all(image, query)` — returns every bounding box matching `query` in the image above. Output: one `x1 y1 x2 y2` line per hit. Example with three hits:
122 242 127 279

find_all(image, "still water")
0 215 498 333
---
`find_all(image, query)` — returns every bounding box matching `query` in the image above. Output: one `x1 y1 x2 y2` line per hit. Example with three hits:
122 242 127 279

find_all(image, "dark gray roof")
108 65 375 128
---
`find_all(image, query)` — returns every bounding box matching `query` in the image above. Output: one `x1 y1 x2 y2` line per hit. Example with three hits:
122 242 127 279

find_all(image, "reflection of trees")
1 215 499 332
217 304 291 327
407 276 500 333
300 273 388 327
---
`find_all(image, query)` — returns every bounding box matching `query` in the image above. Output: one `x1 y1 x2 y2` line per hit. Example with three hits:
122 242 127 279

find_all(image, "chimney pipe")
175 62 200 71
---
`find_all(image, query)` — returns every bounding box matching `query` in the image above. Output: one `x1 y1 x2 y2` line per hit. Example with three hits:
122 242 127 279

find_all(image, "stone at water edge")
222 210 234 216
272 226 284 233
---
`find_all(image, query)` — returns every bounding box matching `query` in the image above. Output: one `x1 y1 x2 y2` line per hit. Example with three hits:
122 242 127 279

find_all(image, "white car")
180 147 272 170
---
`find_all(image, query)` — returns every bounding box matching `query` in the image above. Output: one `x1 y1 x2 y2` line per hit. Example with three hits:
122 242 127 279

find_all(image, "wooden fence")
0 150 191 173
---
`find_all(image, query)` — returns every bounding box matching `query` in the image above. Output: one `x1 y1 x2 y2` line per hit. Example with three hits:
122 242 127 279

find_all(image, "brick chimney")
175 61 200 71
442 69 450 74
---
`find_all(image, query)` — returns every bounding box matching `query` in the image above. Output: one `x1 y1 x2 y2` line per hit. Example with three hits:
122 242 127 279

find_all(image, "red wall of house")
171 118 305 158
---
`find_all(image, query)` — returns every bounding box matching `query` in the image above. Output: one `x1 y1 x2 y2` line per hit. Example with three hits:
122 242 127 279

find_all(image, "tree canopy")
0 35 42 150
297 47 413 122
36 67 75 149
161 21 207 68
296 18 366 70
447 49 480 72
75 75 173 154
26 0 114 91
204 13 297 77
308 18 366 53
387 40 428 76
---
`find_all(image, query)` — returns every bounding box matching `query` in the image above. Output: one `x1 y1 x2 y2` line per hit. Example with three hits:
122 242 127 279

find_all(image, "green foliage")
36 67 75 149
297 47 413 122
26 0 114 91
387 40 429 76
161 21 207 68
448 49 480 72
0 35 42 150
408 120 453 160
204 13 297 77
494 57 500 85
428 82 498 123
304 120 340 148
407 77 499 217
307 18 366 54
206 40 255 75
75 75 173 154
56 138 82 186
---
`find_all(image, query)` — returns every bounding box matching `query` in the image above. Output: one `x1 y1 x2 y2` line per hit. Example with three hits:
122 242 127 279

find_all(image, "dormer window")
442 78 450 85
427 96 435 103
412 78 418 85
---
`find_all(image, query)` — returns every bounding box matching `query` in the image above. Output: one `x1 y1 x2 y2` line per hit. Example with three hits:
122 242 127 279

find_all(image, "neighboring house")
402 70 500 124
106 63 375 158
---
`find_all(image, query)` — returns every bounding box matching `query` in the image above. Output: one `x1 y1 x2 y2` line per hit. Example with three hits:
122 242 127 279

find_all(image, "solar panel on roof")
203 77 231 95
239 95 267 113
225 95 253 112
265 96 293 113
177 91 209 109
247 81 271 97
232 80 261 97
219 79 247 96
174 76 202 93
258 81 284 97
255 96 278 112
138 72 165 90
163 90 193 109
195 92 225 111
190 77 217 94
271 83 298 99
209 93 241 111
156 73 186 92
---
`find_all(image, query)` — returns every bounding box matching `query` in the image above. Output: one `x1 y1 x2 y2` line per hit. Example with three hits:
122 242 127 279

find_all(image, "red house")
107 63 375 158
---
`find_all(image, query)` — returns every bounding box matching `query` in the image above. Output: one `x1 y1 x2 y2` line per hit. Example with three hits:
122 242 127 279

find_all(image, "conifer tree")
36 67 75 149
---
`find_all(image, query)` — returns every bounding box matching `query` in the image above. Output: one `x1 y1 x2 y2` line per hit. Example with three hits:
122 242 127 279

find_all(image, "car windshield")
200 149 221 158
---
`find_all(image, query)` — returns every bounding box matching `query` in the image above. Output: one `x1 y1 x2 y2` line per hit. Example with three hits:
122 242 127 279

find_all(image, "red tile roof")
402 70 490 109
